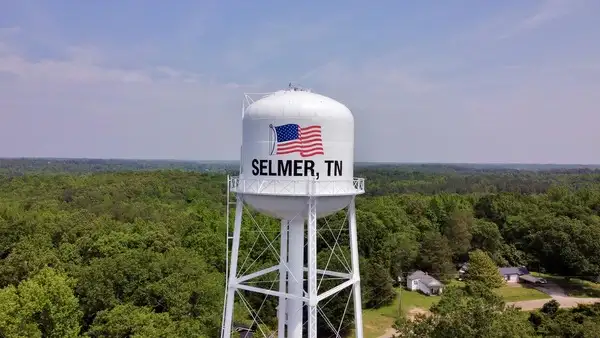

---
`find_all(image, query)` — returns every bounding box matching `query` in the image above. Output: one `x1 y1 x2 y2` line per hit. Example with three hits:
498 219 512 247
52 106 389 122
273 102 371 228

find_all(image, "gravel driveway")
508 281 600 310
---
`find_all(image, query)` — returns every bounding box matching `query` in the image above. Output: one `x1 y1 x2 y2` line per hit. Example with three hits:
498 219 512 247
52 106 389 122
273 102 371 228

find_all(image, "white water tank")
234 89 363 219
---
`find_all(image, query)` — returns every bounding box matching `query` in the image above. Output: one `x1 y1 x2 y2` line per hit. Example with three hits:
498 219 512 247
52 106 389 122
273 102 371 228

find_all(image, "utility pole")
398 271 403 316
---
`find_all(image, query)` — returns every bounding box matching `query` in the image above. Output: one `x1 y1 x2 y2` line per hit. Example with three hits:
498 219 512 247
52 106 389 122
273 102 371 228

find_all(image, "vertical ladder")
221 176 237 338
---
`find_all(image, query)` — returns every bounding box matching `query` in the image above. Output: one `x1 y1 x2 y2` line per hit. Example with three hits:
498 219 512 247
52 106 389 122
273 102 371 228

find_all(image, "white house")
406 270 443 296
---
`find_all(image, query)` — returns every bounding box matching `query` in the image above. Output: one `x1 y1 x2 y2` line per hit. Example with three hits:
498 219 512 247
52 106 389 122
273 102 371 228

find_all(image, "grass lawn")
494 284 551 302
532 272 600 298
361 288 440 338
359 281 549 338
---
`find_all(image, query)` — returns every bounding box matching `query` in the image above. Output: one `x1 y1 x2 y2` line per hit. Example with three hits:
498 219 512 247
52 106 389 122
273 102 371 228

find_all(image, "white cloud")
0 29 264 160
297 43 600 163
517 0 572 29
499 0 583 39
0 26 20 37
455 0 587 43
0 26 20 54
0 54 152 84
1 0 599 163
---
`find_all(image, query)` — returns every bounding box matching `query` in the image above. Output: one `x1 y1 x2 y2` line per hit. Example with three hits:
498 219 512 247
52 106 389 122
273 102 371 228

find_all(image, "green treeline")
0 165 600 336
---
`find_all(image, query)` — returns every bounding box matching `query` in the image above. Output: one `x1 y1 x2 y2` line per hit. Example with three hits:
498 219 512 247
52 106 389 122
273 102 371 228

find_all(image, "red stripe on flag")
276 125 324 157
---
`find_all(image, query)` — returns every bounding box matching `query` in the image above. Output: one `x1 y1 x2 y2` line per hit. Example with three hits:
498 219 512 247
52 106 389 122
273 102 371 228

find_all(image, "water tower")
221 85 365 338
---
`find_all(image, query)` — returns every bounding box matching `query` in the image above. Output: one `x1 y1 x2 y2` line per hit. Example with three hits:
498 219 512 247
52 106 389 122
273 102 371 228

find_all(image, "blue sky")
1 0 599 163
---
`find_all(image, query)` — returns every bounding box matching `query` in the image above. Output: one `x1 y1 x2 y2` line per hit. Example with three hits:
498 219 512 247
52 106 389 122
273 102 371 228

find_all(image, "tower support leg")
349 197 364 338
307 196 318 338
287 218 304 338
222 197 244 338
278 220 288 338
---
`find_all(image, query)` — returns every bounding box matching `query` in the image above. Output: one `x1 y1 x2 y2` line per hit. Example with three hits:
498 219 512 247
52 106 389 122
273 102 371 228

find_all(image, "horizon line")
1 157 600 167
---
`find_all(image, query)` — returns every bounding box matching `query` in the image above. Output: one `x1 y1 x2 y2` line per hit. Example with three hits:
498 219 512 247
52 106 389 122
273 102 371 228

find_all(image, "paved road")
533 283 568 297
508 282 600 310
508 296 600 311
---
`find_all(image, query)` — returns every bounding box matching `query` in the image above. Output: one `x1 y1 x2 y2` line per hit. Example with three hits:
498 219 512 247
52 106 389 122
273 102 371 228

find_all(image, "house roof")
407 270 443 287
498 266 529 276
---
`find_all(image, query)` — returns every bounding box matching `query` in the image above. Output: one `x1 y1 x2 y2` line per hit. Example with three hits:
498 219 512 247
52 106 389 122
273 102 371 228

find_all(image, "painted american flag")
270 123 324 157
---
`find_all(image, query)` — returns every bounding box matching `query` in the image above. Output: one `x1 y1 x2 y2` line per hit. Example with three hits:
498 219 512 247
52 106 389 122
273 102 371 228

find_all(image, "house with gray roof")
498 266 529 283
406 270 443 295
459 263 545 284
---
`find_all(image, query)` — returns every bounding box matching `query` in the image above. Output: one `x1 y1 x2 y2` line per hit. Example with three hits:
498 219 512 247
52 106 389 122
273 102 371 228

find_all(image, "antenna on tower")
287 82 311 92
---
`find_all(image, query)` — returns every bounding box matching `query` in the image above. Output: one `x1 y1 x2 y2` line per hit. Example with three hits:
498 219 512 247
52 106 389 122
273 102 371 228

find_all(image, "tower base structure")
221 177 365 338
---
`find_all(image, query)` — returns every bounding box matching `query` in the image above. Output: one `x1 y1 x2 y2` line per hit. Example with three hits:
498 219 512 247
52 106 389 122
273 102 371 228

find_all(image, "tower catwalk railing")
221 176 365 338
229 177 365 195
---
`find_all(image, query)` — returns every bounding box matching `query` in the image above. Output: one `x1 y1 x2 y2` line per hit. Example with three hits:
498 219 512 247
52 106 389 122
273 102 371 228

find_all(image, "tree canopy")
1 160 600 336
464 250 504 289
394 283 536 338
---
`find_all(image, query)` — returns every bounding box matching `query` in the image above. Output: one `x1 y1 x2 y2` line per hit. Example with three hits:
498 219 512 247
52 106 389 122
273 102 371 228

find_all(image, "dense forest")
1 159 600 337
